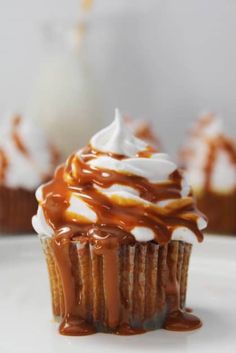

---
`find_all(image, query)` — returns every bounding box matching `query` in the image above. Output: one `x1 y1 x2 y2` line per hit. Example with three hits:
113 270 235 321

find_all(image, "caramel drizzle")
0 148 8 182
11 115 29 157
42 146 203 244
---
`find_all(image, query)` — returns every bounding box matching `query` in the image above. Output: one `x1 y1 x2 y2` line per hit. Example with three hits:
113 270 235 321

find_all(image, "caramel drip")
77 243 92 321
11 115 29 157
52 230 95 335
0 148 8 182
163 242 202 331
41 148 203 245
177 242 185 309
91 246 104 323
204 135 236 191
47 235 201 335
137 147 156 158
99 246 120 328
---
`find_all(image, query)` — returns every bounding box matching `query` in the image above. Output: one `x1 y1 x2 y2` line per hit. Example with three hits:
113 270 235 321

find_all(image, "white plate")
0 234 235 353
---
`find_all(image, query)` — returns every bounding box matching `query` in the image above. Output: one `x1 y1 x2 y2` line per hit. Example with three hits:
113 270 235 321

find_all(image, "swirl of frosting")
0 114 59 190
33 109 206 244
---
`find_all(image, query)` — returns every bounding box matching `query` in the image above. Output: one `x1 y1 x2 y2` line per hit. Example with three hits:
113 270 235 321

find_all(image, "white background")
0 0 236 154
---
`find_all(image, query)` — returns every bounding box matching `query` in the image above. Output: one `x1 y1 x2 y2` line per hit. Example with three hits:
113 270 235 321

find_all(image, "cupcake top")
180 113 236 194
124 116 161 149
0 114 59 190
33 109 206 245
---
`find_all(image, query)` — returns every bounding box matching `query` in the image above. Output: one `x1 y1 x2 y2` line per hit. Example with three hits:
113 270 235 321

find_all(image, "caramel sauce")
164 310 202 331
163 242 202 331
51 228 96 336
0 148 8 182
41 146 204 335
11 115 29 157
137 147 156 158
42 147 203 244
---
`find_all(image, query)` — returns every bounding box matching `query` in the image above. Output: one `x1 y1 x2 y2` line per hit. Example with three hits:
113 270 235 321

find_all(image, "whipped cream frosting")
181 113 236 193
90 109 147 157
33 109 206 244
0 114 59 190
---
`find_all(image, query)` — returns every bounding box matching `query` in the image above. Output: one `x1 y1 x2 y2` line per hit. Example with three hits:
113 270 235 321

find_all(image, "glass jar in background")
28 20 103 159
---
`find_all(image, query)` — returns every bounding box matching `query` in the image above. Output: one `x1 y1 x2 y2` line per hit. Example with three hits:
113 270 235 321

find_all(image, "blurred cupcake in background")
0 114 60 234
180 113 236 234
124 116 161 150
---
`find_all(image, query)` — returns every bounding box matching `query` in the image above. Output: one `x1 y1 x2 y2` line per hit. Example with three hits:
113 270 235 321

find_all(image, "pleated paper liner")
0 185 37 234
41 236 192 333
196 190 236 234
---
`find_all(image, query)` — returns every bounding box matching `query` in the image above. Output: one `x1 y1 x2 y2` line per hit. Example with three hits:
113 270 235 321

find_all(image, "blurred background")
1 0 236 156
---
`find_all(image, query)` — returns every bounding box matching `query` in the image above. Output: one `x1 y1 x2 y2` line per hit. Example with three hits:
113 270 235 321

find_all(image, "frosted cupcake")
180 113 236 234
33 109 206 336
0 114 59 233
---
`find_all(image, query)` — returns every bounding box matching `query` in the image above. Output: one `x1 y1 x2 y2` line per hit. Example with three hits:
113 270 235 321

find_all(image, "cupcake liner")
196 190 236 234
0 185 37 234
41 236 192 334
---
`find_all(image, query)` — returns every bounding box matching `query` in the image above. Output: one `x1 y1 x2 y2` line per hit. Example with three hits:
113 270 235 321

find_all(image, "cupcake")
124 116 161 149
33 109 206 336
180 113 236 234
0 114 59 233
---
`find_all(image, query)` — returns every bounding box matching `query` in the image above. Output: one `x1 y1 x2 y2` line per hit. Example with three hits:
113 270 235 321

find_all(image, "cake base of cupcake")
196 190 236 234
41 236 201 335
0 185 37 234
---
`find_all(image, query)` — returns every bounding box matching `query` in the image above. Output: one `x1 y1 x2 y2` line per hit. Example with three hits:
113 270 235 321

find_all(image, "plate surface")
0 234 235 353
